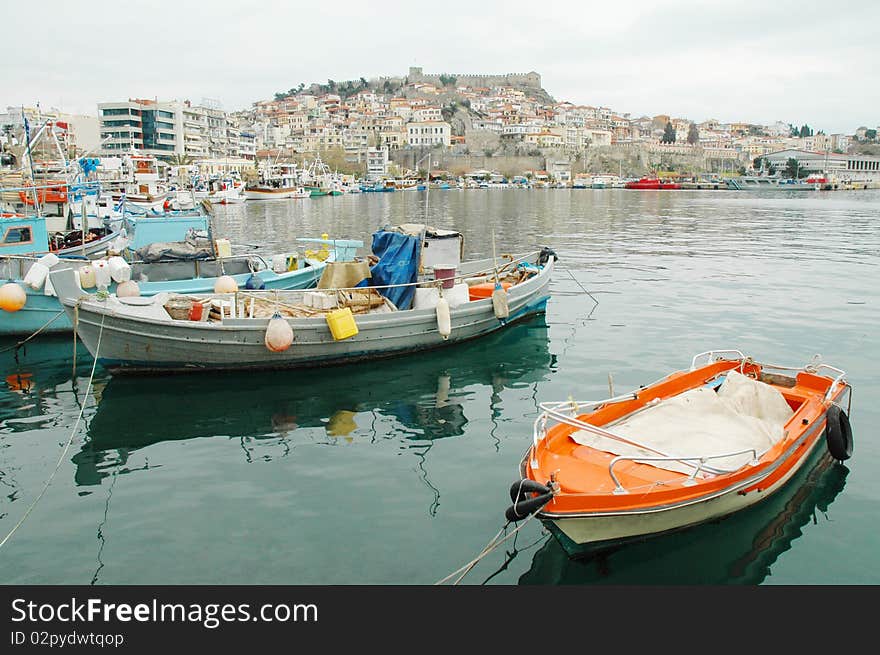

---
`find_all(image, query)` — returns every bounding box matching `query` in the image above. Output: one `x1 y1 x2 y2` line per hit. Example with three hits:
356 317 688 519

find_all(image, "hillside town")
2 67 880 186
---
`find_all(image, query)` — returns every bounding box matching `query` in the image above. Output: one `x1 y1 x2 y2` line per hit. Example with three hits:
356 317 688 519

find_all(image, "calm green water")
1 188 878 585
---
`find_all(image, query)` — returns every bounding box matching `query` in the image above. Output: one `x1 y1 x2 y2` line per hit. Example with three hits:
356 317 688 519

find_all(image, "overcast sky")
3 0 878 133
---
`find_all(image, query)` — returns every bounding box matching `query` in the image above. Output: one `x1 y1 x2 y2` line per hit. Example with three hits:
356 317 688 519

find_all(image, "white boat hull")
244 187 298 200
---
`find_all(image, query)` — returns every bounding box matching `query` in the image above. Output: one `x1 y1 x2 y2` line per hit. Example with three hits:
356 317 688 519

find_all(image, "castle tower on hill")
407 67 541 89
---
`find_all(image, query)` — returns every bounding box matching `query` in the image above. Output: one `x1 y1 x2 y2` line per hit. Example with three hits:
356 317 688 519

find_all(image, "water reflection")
76 315 556 487
0 337 97 430
517 449 848 585
0 337 101 521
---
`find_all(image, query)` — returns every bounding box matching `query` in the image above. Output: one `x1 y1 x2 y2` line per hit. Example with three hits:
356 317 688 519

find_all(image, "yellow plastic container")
326 307 358 340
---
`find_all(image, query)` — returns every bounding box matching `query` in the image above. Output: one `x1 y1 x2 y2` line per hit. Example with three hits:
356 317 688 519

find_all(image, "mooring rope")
0 313 105 551
434 508 545 585
0 310 65 354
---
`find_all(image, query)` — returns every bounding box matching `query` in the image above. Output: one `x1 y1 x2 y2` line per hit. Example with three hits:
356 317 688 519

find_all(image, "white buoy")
264 313 294 352
436 296 451 339
214 275 238 293
491 283 509 320
0 282 27 312
117 280 141 298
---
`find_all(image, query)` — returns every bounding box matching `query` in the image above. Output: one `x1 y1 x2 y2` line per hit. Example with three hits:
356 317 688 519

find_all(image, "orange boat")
505 350 853 556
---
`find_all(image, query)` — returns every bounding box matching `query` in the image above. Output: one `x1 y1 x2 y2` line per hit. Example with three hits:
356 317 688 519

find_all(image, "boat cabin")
0 215 48 256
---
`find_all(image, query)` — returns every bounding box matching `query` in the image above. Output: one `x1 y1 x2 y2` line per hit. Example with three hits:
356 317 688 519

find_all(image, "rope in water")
0 310 65 354
0 313 105 552
434 508 545 585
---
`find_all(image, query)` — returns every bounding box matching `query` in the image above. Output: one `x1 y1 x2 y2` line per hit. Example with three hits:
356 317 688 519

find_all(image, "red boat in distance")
625 177 681 190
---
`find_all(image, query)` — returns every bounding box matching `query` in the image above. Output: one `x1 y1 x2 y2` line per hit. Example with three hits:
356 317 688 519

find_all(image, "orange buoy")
0 282 27 312
264 312 293 352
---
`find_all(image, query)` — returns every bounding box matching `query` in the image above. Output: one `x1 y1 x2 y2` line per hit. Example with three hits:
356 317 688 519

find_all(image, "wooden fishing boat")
505 350 853 556
49 227 556 375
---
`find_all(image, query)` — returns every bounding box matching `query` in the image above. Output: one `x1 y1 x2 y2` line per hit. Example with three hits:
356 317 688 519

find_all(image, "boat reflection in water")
0 336 103 430
518 446 848 585
74 315 556 488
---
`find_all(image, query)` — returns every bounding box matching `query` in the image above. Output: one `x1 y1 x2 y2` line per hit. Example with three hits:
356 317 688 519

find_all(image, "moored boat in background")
625 176 680 190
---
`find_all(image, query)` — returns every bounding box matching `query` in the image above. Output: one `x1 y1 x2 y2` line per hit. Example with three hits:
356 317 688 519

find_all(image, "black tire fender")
504 491 554 522
509 479 551 502
825 404 853 461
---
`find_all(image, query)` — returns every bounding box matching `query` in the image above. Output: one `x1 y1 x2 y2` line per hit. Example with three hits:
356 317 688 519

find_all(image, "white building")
406 121 451 147
412 106 442 122
366 146 389 181
763 148 880 184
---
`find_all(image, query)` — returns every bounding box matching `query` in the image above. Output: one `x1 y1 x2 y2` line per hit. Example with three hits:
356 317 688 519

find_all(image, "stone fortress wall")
405 67 541 89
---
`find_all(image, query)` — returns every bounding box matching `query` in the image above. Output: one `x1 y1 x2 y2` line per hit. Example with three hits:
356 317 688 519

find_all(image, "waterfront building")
98 99 180 156
366 146 389 181
763 148 880 184
406 121 451 147
98 98 240 160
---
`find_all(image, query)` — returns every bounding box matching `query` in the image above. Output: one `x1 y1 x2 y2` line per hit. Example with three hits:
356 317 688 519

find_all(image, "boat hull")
56 257 553 374
540 417 829 553
244 188 298 200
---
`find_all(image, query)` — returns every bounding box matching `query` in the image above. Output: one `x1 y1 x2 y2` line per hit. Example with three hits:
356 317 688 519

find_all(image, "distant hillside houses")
16 67 872 177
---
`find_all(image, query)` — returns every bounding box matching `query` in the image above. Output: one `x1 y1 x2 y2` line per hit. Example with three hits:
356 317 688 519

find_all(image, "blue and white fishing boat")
0 207 362 336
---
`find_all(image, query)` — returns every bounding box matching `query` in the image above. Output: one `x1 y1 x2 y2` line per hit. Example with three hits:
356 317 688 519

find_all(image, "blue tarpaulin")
368 229 421 310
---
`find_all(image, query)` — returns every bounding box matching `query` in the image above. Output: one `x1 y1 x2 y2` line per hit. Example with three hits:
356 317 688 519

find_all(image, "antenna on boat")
21 109 42 216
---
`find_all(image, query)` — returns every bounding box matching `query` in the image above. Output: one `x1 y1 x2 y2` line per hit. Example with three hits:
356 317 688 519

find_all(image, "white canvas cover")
570 371 794 476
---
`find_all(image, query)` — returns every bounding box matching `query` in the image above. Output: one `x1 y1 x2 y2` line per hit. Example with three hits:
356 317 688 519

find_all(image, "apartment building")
98 98 180 156
406 121 451 147
98 98 240 160
366 146 389 181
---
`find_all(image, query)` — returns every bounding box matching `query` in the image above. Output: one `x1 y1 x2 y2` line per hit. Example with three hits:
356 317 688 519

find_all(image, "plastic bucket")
434 266 456 290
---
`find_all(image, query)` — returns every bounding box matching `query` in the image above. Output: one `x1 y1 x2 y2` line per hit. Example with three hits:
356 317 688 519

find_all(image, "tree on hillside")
439 74 457 87
686 122 699 145
661 121 676 144
798 124 813 138
866 128 878 141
